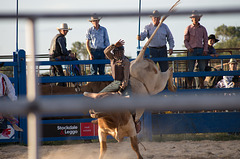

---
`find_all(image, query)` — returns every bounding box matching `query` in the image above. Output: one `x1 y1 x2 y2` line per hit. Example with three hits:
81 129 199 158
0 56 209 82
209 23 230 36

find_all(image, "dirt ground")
1 140 240 159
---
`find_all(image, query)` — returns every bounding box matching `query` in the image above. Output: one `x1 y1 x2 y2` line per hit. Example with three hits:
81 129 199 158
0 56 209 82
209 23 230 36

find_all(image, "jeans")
188 48 206 72
188 48 206 85
99 80 121 93
91 49 105 75
149 46 169 72
99 80 132 96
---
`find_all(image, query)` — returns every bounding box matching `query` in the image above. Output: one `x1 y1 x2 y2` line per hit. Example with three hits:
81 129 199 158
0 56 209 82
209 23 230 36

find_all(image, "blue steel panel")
13 52 19 96
152 112 240 134
143 111 152 141
18 50 26 96
174 70 240 77
19 117 27 144
150 54 240 62
39 75 114 83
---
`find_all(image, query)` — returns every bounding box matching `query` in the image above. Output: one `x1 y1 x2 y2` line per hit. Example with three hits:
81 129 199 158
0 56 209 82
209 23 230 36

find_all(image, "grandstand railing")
36 53 240 86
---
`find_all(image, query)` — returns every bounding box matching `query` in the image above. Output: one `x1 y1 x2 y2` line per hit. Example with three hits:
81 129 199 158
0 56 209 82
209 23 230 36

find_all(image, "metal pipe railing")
1 94 240 115
1 8 240 19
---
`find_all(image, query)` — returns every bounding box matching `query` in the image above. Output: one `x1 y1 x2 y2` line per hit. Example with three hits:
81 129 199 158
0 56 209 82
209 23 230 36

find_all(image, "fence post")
17 49 27 144
13 52 19 96
18 49 26 96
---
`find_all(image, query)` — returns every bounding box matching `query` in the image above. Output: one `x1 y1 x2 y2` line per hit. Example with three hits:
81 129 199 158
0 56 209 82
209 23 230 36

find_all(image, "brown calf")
86 92 143 159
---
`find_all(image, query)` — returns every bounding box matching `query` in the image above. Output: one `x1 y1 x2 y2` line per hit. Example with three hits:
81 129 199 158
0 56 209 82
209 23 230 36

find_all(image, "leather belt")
149 45 166 49
91 48 105 52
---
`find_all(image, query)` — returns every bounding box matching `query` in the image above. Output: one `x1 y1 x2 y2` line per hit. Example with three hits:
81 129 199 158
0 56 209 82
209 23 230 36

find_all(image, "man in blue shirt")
137 10 174 72
86 14 110 75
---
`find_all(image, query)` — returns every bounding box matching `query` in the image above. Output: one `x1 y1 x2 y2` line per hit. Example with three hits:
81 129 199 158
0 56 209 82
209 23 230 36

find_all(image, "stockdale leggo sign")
57 125 79 136
43 123 80 137
42 122 98 138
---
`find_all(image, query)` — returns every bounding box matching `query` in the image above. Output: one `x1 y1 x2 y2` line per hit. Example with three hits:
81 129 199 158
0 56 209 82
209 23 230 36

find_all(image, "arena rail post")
18 49 26 96
18 49 27 144
13 52 19 96
25 18 40 159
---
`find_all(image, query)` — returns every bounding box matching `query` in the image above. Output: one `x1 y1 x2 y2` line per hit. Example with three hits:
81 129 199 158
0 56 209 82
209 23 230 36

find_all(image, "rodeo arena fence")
1 8 240 159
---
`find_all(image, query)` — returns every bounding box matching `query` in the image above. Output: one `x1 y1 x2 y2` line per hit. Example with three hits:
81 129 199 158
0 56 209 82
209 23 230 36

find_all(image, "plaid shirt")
184 23 208 52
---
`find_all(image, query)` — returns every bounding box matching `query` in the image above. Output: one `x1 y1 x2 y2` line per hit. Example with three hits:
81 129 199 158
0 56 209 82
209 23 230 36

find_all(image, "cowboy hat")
208 34 219 43
150 10 161 18
228 58 238 64
190 10 202 18
89 14 102 22
57 23 72 31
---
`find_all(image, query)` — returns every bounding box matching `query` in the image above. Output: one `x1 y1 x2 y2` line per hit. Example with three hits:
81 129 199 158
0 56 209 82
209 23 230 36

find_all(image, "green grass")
152 133 240 142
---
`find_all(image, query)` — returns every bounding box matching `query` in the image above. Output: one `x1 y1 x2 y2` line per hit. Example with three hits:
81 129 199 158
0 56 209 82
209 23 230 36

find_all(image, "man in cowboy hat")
100 39 130 94
86 14 110 75
203 34 220 71
137 10 175 72
49 23 81 87
215 58 240 88
0 62 23 132
208 34 219 57
85 39 141 133
184 10 208 89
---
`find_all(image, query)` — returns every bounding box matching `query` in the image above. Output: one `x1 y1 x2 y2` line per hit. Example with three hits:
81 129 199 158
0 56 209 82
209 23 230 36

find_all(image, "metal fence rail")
1 8 240 19
1 94 240 115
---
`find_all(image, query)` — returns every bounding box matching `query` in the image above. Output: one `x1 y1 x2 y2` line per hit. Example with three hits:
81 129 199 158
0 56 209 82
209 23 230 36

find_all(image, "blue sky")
0 0 240 58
